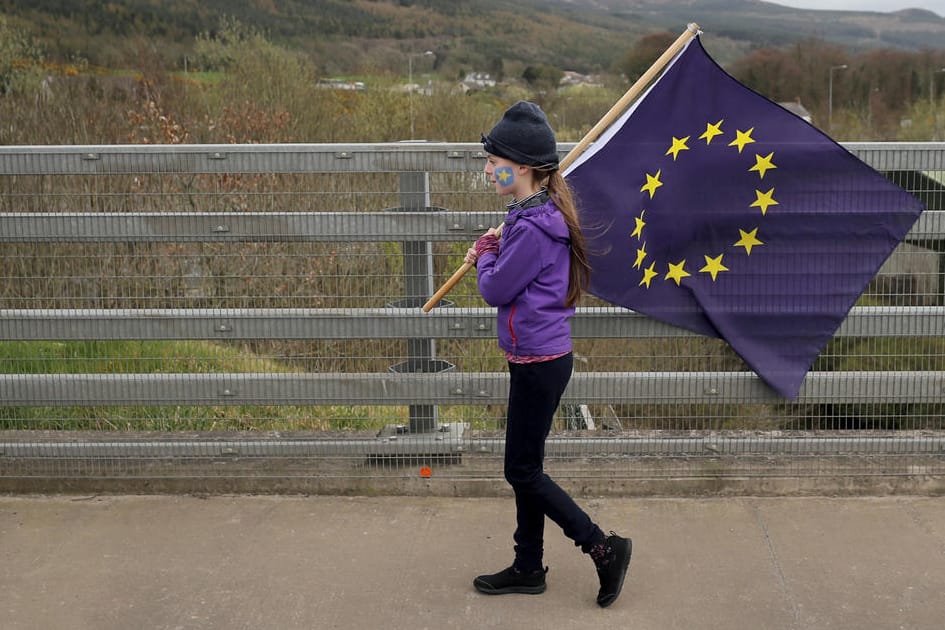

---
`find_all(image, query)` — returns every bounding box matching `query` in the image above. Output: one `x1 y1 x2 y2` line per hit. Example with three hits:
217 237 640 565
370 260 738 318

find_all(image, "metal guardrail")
2 305 942 340
1 370 943 406
1 141 943 172
3 435 944 458
0 206 942 242
1 142 944 493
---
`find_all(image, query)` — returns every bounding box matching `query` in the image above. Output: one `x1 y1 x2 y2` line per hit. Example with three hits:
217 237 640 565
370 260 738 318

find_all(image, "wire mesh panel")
0 142 943 494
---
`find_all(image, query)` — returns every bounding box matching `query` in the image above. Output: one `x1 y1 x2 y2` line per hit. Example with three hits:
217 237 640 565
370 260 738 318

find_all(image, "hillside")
2 0 944 77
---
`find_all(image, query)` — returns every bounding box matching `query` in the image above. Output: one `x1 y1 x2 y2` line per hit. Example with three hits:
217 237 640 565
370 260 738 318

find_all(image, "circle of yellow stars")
630 119 775 289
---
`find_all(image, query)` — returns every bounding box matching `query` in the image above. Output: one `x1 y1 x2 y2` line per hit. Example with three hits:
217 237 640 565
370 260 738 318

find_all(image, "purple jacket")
475 192 574 356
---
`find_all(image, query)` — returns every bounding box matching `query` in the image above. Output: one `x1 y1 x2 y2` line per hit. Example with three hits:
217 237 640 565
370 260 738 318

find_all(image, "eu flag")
564 36 925 398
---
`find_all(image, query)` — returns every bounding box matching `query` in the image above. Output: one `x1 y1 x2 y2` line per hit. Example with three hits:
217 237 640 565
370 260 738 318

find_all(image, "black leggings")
504 353 604 571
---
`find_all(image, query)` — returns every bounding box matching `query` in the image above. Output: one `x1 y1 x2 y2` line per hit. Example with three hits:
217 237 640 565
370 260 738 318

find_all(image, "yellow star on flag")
699 120 724 144
749 152 777 179
750 188 778 215
630 210 646 240
728 127 755 153
640 169 663 199
734 227 764 255
664 260 691 286
633 243 647 269
699 254 729 281
666 136 690 160
639 262 658 288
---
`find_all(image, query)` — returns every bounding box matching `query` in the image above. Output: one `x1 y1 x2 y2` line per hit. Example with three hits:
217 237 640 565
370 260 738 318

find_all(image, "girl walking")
465 101 632 608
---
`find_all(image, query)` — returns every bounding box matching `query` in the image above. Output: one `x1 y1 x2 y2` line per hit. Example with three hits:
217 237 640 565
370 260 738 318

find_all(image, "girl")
465 101 632 608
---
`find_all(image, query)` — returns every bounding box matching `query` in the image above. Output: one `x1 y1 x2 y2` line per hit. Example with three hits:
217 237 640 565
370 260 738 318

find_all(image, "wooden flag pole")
557 21 702 173
421 22 701 313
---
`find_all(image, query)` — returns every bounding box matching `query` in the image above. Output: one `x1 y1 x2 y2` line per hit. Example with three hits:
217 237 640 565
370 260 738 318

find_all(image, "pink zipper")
507 305 517 350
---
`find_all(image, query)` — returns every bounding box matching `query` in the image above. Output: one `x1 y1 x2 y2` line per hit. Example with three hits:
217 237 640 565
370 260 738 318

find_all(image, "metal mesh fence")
0 143 943 493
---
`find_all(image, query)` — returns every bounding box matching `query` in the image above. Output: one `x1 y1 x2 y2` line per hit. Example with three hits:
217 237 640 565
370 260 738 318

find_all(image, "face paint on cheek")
494 166 515 187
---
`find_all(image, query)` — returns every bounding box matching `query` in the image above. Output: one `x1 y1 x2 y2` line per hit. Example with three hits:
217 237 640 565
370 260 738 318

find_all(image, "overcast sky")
771 0 945 16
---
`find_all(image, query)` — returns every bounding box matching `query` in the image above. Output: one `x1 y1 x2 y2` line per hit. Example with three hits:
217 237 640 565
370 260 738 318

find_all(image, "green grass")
0 340 407 432
0 339 285 374
174 70 225 85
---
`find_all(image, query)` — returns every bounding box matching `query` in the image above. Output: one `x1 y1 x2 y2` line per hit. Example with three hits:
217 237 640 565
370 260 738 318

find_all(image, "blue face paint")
494 166 515 187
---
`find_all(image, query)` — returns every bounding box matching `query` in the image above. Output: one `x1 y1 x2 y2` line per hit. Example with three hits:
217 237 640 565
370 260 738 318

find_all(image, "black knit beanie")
481 101 559 169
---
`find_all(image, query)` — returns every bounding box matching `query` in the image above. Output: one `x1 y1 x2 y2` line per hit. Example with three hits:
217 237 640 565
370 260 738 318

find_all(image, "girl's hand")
464 247 478 266
474 230 500 261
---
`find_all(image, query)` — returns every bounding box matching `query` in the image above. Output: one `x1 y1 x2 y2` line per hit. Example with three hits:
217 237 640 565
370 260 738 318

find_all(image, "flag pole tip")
687 22 702 35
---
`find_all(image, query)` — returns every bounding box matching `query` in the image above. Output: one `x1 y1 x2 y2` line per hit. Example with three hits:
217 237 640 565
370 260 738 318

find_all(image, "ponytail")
537 168 590 308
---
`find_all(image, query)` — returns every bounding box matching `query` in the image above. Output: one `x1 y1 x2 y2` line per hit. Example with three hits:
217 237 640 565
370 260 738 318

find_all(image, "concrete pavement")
2 494 944 630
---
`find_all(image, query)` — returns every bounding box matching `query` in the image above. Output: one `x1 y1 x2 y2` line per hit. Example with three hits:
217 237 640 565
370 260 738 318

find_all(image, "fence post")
388 171 454 435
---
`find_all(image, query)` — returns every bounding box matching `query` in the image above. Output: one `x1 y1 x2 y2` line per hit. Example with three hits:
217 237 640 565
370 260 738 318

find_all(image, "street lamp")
931 67 945 107
828 64 847 132
933 67 945 140
408 50 434 139
867 86 880 137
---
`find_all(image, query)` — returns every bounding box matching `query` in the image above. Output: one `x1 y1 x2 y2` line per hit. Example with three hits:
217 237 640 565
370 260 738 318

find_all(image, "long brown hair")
537 167 590 307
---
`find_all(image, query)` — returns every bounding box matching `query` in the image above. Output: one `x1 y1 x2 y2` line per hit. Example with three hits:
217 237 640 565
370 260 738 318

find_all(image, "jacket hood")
504 198 570 244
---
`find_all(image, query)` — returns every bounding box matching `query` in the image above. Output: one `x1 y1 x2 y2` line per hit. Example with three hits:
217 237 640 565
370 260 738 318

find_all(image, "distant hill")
2 0 944 75
558 1 945 50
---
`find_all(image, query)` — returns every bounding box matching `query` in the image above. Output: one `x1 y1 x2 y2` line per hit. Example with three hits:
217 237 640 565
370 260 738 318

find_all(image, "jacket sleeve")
475 221 543 306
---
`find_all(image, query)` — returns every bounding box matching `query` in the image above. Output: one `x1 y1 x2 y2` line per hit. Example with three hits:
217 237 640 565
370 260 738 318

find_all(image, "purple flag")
564 37 925 398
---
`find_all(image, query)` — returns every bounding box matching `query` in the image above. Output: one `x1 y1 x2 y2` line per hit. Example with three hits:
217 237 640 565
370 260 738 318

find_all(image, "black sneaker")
473 565 547 595
594 533 632 608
